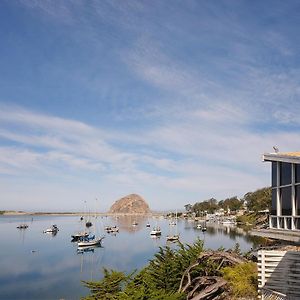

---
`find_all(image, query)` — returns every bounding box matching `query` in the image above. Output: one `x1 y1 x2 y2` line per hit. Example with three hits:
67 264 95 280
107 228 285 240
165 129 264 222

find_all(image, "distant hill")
109 194 151 214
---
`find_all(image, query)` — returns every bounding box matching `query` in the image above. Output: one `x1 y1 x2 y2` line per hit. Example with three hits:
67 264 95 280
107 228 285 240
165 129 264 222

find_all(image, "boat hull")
78 236 104 247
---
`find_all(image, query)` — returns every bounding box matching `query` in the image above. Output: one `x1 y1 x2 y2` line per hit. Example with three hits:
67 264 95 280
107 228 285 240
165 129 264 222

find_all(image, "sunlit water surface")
0 215 262 300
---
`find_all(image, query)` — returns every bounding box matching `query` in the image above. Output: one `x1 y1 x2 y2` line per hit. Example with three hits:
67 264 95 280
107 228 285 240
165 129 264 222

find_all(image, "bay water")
0 215 262 300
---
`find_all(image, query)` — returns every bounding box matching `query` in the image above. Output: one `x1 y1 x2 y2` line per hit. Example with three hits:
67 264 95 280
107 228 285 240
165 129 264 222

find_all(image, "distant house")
263 151 300 230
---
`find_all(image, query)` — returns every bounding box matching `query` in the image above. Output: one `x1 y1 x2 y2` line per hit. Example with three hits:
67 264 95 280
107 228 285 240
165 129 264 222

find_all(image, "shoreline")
1 211 163 217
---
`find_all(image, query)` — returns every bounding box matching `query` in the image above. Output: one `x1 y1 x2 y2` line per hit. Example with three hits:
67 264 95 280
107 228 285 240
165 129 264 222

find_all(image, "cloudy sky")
1 0 300 212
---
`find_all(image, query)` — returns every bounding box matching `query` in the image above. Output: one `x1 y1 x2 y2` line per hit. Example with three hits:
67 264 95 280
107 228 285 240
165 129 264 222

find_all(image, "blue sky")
1 0 300 212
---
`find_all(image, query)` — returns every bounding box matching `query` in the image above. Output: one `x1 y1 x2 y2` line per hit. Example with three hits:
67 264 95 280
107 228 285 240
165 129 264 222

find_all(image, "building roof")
263 152 300 164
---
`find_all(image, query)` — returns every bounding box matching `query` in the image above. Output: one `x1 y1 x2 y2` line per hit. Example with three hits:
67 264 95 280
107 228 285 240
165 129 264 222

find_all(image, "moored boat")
71 231 89 241
166 234 179 242
150 226 161 236
78 236 104 247
43 224 59 233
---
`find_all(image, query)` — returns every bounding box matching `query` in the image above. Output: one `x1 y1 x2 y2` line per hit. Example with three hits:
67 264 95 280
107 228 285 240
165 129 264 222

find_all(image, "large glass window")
272 162 277 187
279 217 284 228
296 185 300 215
296 164 300 183
271 217 277 228
280 162 292 186
271 189 277 215
286 218 292 230
280 186 292 215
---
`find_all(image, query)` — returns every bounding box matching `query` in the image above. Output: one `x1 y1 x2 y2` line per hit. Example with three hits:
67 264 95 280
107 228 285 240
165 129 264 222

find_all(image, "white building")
263 151 300 231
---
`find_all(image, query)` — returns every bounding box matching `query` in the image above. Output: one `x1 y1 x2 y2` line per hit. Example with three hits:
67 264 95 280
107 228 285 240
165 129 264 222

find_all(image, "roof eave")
262 153 300 164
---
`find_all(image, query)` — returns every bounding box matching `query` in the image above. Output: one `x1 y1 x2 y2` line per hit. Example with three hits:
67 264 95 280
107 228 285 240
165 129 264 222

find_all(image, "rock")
109 194 150 214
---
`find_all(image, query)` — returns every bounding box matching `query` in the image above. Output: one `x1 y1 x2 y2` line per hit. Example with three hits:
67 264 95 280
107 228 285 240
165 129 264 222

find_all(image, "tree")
244 187 271 212
220 196 243 212
192 198 218 215
184 204 192 212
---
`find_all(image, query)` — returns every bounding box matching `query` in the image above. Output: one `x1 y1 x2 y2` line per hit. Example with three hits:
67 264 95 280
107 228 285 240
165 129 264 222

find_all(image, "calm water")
0 215 262 300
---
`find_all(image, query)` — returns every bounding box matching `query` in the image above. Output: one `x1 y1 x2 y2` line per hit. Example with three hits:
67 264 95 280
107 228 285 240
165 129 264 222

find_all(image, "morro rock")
109 194 150 214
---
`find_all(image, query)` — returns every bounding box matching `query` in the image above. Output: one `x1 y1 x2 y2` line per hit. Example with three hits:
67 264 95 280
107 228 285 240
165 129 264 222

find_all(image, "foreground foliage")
83 239 204 300
83 240 258 300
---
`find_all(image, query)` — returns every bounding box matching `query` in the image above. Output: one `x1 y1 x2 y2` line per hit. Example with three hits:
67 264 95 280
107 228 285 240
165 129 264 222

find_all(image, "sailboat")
202 221 207 232
43 224 59 233
77 199 104 248
84 201 93 228
150 226 161 236
166 210 179 241
150 218 161 236
17 216 29 229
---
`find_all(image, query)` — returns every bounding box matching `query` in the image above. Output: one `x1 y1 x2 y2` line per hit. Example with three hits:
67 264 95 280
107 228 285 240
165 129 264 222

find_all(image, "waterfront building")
263 151 300 230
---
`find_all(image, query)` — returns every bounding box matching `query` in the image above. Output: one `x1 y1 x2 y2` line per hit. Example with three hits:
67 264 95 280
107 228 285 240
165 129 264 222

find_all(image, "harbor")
0 214 262 300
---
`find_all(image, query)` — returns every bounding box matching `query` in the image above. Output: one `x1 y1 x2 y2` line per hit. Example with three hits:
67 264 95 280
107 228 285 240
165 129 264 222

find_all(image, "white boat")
78 236 104 247
43 224 59 233
150 226 161 236
196 224 202 229
167 210 179 241
221 219 237 225
71 231 89 240
132 221 138 226
166 234 179 241
146 223 150 227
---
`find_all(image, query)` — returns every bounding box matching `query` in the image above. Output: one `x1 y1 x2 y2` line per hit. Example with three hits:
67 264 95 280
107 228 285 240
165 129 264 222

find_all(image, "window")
271 217 277 228
280 186 292 215
280 162 292 186
296 164 300 183
272 162 277 187
271 189 277 215
286 218 292 229
279 217 284 228
296 185 300 215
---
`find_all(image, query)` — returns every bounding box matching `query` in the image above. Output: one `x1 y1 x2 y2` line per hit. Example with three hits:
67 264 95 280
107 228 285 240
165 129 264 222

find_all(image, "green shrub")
221 262 258 298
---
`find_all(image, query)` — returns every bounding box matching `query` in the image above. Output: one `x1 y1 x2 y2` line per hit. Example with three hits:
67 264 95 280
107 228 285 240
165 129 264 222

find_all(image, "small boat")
221 219 237 225
17 224 28 229
78 236 104 247
146 223 151 227
86 221 92 227
202 227 207 232
166 234 180 242
196 224 202 229
80 216 83 221
167 210 179 241
71 231 89 241
150 226 161 236
44 224 59 233
132 221 138 226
